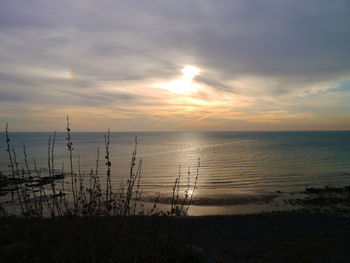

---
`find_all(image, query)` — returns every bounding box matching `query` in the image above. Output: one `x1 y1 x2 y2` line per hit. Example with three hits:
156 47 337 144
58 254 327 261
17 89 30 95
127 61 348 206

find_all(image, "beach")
1 184 350 262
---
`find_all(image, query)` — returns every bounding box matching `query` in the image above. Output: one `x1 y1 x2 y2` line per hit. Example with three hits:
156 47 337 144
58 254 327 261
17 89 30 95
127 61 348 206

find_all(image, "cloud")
1 0 350 130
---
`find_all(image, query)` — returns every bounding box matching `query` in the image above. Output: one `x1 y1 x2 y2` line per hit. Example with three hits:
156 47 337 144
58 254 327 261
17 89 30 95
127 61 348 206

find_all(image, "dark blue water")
1 131 350 198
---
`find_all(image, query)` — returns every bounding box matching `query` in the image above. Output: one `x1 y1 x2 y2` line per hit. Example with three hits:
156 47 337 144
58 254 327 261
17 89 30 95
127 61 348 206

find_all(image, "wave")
141 193 278 206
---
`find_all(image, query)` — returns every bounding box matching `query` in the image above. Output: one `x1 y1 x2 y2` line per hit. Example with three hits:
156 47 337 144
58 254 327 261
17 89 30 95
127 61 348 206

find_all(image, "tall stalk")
184 158 200 216
123 136 138 216
5 124 25 215
23 143 39 217
104 129 112 213
33 158 54 216
66 115 77 213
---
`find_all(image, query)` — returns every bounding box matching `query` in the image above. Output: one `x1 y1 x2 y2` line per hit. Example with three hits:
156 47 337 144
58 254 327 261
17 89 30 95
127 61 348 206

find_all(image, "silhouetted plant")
66 115 77 214
0 121 200 218
169 159 200 216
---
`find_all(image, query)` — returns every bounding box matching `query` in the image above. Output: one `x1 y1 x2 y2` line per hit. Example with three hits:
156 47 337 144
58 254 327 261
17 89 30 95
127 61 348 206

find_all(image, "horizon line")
2 129 350 133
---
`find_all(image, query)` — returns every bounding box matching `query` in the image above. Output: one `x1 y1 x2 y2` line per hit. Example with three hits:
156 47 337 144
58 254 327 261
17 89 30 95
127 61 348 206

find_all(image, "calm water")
1 131 350 199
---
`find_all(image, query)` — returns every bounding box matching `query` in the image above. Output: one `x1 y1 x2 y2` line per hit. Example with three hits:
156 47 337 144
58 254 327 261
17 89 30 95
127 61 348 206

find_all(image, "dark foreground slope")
1 211 350 263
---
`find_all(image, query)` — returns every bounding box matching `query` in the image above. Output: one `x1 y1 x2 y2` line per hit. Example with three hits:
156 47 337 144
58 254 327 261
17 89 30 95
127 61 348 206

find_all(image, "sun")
182 65 200 80
155 65 201 95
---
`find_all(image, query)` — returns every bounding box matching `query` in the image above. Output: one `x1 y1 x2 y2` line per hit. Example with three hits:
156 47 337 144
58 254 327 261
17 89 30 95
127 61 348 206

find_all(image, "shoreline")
1 185 350 261
2 184 350 261
1 184 350 216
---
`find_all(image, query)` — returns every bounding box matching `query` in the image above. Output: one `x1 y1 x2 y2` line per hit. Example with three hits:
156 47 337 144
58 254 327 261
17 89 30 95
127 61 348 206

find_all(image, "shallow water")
1 131 350 214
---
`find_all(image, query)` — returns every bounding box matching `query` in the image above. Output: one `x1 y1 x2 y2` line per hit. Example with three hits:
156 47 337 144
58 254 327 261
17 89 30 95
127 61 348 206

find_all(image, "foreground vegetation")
0 117 199 218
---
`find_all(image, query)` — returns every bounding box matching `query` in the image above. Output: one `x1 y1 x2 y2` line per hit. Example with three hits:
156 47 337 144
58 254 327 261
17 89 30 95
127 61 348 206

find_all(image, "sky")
1 0 350 131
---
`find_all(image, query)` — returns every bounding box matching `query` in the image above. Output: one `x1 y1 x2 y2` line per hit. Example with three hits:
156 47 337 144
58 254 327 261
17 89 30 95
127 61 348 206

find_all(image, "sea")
1 131 350 215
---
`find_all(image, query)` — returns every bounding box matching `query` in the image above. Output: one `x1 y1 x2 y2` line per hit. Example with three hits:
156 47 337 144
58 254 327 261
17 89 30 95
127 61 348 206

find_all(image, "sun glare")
155 65 201 95
182 65 200 80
